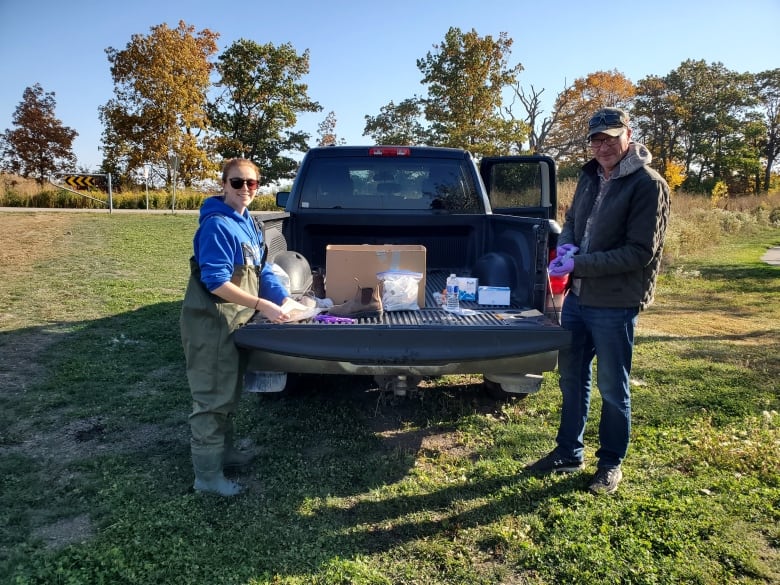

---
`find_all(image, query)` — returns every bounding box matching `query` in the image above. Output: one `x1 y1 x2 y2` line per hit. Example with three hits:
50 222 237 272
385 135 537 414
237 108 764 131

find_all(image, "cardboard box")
326 244 427 307
456 277 478 301
478 286 510 306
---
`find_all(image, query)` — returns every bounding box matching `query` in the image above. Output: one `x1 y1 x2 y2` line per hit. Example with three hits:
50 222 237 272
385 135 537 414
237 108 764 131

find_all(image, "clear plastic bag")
377 270 423 311
279 298 320 322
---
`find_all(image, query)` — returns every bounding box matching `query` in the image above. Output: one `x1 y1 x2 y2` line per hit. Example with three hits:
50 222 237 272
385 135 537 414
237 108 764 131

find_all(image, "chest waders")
180 258 260 496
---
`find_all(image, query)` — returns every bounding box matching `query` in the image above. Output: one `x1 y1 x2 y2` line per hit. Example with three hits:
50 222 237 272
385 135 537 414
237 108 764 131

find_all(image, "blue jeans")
555 293 639 468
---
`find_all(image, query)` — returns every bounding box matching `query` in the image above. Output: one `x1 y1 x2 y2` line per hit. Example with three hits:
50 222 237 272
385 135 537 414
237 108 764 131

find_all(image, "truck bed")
236 148 570 383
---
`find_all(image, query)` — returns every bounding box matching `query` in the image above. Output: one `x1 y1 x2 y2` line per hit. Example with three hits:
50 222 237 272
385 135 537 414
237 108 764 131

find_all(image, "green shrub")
0 190 24 206
711 180 729 208
663 208 722 263
172 192 205 211
250 194 280 211
770 206 780 226
714 208 758 234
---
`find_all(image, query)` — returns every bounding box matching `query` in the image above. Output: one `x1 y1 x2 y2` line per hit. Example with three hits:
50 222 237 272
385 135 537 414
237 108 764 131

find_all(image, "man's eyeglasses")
229 178 259 189
590 136 620 149
588 112 625 129
589 135 621 148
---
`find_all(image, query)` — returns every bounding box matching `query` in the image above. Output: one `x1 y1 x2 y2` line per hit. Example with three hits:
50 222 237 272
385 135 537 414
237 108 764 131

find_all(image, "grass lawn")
0 211 778 584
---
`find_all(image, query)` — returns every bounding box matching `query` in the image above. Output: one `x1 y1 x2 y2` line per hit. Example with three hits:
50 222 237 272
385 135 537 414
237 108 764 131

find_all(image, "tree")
755 68 780 191
316 111 344 146
1 84 77 185
99 21 219 187
506 80 575 154
661 60 757 192
734 117 766 194
416 27 528 157
208 39 321 184
363 98 430 145
663 161 686 192
633 74 682 176
506 83 548 153
544 70 635 166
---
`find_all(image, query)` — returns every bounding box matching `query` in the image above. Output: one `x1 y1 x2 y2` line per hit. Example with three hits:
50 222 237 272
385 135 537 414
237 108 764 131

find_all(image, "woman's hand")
256 298 291 323
210 282 290 322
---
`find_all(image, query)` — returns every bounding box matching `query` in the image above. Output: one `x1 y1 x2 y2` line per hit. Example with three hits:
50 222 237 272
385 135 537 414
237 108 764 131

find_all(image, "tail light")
369 147 411 157
548 249 569 293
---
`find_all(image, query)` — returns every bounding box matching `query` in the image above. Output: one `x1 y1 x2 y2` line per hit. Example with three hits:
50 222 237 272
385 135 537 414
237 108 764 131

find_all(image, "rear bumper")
245 349 561 377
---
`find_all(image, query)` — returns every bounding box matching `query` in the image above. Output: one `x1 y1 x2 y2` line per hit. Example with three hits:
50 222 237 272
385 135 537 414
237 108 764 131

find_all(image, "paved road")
761 246 780 266
3 207 779 266
0 206 197 214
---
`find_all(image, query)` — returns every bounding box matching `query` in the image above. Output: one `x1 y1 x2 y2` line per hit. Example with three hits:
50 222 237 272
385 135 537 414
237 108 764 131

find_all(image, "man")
528 107 670 494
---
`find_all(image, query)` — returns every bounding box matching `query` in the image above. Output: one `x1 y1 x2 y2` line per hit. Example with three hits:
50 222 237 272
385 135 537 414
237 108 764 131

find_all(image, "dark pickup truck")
234 145 571 397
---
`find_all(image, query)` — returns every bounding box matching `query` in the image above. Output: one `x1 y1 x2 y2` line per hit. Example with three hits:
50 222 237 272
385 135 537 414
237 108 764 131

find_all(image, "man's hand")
556 243 579 259
548 256 574 277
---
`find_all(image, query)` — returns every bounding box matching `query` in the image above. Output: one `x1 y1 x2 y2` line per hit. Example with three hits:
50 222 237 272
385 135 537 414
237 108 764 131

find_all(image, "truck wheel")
482 378 529 401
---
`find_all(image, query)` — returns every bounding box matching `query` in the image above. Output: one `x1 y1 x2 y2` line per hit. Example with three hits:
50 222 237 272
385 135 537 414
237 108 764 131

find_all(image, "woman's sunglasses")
228 178 259 189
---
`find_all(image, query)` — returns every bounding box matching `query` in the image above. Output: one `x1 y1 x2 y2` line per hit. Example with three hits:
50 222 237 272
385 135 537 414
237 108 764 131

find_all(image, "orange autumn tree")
545 70 636 168
99 21 219 187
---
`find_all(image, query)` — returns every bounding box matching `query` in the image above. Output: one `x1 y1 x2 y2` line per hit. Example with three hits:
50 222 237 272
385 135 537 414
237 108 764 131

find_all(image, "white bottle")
446 274 460 312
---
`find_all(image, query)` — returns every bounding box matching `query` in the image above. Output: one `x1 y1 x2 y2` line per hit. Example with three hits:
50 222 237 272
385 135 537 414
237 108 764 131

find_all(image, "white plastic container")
477 286 510 305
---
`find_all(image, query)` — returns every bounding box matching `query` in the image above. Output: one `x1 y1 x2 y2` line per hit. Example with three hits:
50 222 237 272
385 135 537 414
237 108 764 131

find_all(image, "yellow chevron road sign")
63 174 97 189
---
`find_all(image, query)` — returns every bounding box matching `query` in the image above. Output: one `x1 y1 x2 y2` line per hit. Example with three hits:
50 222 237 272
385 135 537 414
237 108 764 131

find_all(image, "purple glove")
556 243 579 259
548 256 574 277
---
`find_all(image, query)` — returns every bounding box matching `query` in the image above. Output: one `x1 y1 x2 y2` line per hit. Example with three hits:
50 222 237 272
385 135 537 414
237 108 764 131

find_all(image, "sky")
1 0 778 172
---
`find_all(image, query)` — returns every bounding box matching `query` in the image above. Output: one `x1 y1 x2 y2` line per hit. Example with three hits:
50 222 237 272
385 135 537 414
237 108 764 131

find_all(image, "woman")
180 158 291 496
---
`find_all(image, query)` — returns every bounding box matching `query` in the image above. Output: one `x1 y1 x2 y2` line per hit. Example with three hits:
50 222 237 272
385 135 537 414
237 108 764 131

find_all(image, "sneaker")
327 283 383 319
526 450 584 474
588 466 623 494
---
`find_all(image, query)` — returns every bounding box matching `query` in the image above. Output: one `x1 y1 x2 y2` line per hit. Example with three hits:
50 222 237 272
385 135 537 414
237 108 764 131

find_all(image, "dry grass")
556 178 780 268
0 173 42 196
0 172 282 210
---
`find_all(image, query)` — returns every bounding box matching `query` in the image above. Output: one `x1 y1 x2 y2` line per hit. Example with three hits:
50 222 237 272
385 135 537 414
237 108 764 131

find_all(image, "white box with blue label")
456 277 478 301
478 286 510 306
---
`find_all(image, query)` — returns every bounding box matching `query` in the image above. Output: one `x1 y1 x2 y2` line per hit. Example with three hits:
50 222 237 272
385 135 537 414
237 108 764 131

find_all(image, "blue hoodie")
194 195 288 304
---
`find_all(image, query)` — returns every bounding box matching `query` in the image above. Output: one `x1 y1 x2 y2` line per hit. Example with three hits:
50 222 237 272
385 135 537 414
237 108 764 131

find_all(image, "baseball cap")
587 107 629 138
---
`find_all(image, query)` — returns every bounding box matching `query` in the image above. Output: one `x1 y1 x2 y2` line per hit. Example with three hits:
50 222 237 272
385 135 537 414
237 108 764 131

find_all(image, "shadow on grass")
0 301 192 574
697 262 780 291
3 300 582 581
293 469 586 557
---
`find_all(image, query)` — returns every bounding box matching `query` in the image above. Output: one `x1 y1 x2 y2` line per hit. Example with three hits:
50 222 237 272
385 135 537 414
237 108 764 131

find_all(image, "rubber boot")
327 283 383 319
223 427 256 471
192 449 244 496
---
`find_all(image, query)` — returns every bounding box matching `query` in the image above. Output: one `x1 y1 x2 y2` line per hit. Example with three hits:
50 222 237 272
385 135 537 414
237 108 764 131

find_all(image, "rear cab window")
298 155 484 213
